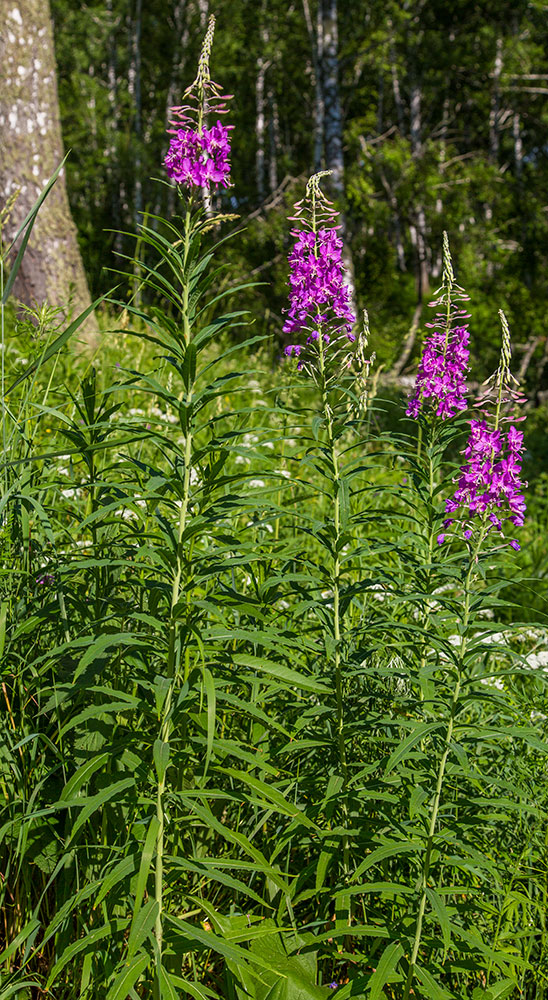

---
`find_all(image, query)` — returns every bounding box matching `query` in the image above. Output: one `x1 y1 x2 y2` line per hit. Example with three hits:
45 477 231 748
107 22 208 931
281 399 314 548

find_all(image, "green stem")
154 202 194 995
418 425 436 704
403 534 483 997
317 332 350 905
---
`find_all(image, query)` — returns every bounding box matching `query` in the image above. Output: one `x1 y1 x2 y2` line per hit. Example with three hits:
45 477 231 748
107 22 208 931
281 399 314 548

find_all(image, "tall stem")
318 339 347 794
403 534 483 997
418 424 436 704
154 203 194 995
317 335 350 946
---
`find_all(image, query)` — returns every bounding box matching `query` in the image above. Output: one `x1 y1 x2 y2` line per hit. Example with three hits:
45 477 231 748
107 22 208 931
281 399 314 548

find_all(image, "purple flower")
407 234 470 420
164 16 233 191
328 984 338 991
164 120 232 190
283 226 355 343
442 419 527 547
36 573 54 586
406 319 469 420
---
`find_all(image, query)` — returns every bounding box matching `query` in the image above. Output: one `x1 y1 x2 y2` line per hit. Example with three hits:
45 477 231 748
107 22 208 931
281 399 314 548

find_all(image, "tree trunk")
485 34 503 277
268 91 279 193
129 0 143 226
198 0 208 29
320 0 356 309
321 0 344 196
302 0 324 172
408 78 429 301
0 0 96 334
255 2 269 200
165 0 189 218
432 95 449 279
106 0 122 250
489 35 503 165
389 28 404 135
513 111 523 178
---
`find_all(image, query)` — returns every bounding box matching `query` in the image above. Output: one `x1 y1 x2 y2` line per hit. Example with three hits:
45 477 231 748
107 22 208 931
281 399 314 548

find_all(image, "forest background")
4 0 548 408
53 0 548 399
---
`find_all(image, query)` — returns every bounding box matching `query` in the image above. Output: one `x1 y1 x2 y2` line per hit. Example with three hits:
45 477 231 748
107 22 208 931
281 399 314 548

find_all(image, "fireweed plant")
1 20 548 1000
279 172 361 937
385 289 542 996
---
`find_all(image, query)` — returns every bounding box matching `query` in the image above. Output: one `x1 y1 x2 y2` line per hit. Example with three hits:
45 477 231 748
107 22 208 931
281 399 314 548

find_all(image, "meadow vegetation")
1 16 548 1000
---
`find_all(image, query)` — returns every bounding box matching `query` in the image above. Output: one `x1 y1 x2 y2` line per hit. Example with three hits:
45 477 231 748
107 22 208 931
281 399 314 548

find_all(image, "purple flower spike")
442 419 527 546
164 15 232 191
407 232 470 420
164 120 232 190
440 311 527 551
282 173 357 371
283 225 355 341
406 322 469 420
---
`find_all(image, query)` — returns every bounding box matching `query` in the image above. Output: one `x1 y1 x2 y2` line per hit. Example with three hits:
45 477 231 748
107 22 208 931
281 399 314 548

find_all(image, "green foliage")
1 185 548 999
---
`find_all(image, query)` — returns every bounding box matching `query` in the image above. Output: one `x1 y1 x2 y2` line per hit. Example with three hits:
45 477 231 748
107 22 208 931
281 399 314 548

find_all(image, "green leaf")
203 666 216 775
153 740 170 783
159 966 180 1000
315 848 332 892
472 980 516 1000
415 965 454 999
2 156 68 299
182 342 197 389
127 899 159 960
5 291 110 394
217 767 319 829
61 753 109 801
233 654 330 694
106 953 149 1000
0 919 40 965
74 632 141 679
0 980 43 999
46 922 115 987
94 856 136 908
130 816 160 931
385 722 441 774
367 941 404 998
425 886 451 955
353 842 420 880
67 777 135 844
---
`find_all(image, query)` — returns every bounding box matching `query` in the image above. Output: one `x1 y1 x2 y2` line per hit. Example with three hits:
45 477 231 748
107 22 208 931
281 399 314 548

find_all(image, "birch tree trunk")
268 90 279 193
165 0 189 218
106 0 122 249
255 2 269 200
408 77 429 301
489 35 503 166
132 0 143 224
321 0 344 196
485 33 503 276
198 0 208 29
0 0 96 334
320 0 355 309
302 0 324 172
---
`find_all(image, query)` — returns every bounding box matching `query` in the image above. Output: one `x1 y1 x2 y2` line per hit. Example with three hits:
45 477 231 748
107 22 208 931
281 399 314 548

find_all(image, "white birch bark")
0 0 96 333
